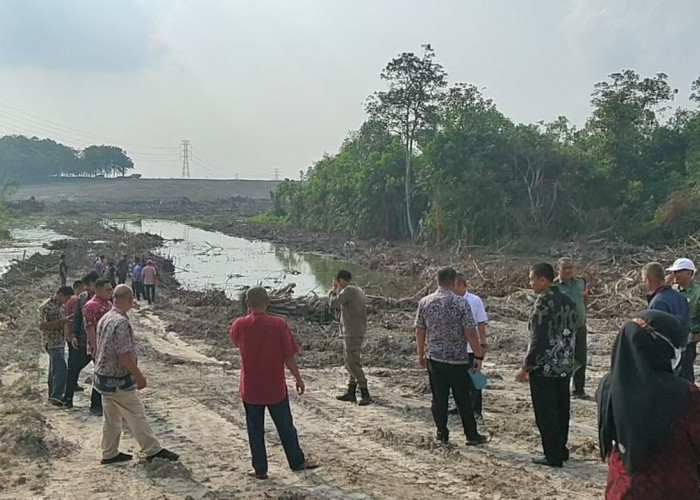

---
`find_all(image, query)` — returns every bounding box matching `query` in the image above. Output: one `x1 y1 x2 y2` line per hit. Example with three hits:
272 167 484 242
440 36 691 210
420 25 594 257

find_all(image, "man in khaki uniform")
329 270 372 406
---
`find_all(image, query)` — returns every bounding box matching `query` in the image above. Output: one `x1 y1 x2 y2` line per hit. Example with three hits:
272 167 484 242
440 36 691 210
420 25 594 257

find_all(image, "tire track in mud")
130 306 605 500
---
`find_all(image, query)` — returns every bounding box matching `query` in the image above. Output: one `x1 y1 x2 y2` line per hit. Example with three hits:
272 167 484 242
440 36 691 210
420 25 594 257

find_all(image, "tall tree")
366 44 447 239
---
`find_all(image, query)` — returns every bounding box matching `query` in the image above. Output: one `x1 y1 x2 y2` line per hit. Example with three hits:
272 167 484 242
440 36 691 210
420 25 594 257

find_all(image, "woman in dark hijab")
597 309 700 499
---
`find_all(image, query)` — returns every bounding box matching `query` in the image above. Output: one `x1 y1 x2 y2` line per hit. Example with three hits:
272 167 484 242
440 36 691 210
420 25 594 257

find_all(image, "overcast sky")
0 0 697 179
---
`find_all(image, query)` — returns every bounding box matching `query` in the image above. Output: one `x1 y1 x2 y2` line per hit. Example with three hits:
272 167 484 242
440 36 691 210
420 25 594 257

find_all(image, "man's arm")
415 327 427 365
285 355 305 394
329 287 350 308
522 299 548 372
477 323 487 348
72 299 84 339
117 352 147 389
39 317 70 331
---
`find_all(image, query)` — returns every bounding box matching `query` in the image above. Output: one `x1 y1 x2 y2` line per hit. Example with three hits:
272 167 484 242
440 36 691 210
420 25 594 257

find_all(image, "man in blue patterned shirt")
414 267 487 446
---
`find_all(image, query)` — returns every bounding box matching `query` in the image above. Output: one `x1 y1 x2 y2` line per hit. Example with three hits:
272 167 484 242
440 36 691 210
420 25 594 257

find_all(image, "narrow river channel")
110 219 407 298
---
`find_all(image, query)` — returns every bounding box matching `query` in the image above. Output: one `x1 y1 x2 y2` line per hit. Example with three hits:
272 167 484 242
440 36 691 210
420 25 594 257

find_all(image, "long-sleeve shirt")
329 285 367 338
648 286 690 338
605 384 700 499
523 287 578 377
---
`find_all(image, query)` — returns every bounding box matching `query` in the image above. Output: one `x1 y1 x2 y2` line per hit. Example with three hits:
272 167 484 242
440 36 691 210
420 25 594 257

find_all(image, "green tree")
366 44 447 240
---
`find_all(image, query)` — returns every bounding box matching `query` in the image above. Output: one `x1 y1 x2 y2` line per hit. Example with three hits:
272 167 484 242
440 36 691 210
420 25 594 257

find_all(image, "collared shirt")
523 287 577 377
72 290 94 345
648 286 690 337
414 288 476 365
94 308 137 393
676 282 700 336
464 292 488 354
229 312 299 405
554 277 588 328
142 265 157 285
132 264 143 281
39 297 65 349
83 297 113 334
329 285 367 338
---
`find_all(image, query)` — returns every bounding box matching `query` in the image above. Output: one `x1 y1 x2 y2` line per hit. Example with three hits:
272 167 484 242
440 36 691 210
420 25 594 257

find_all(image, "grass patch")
246 213 287 225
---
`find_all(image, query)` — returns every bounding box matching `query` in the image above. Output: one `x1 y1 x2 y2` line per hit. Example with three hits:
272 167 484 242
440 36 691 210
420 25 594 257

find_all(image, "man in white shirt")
452 272 488 423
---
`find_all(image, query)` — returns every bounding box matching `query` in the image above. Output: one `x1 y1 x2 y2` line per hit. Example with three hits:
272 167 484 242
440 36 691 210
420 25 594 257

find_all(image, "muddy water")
111 219 408 297
0 227 69 276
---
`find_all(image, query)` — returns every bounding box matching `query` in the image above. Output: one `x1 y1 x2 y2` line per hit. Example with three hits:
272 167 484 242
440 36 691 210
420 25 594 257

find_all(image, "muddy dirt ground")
0 216 652 499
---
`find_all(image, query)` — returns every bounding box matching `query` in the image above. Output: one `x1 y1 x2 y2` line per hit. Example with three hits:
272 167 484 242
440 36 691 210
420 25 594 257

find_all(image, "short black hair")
437 266 457 286
59 254 66 259
57 285 74 297
72 280 84 289
336 270 352 281
82 271 100 285
531 263 555 282
95 278 111 289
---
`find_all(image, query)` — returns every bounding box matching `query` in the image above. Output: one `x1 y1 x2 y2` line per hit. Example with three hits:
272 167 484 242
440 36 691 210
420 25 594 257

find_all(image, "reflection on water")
111 219 406 297
0 227 69 276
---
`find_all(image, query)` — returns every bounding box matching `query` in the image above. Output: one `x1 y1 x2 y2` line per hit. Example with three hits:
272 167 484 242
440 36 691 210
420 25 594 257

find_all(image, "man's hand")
70 337 79 349
691 333 700 344
515 369 529 383
135 373 147 390
295 377 305 395
62 315 74 325
472 358 483 372
417 355 427 369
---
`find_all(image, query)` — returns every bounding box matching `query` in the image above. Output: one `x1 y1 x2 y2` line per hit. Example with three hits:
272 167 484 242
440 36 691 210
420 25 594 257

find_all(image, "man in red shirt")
81 278 114 417
229 286 318 480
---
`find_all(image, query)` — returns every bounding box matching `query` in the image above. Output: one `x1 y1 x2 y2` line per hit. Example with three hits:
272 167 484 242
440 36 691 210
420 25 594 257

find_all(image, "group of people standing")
42 250 700 496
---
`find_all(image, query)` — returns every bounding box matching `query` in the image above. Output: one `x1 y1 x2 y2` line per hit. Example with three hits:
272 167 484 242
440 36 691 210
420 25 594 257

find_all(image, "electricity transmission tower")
181 140 192 178
273 168 280 180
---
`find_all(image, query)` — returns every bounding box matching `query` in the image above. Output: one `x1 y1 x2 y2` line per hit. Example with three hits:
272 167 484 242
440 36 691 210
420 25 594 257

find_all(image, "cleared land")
12 178 281 203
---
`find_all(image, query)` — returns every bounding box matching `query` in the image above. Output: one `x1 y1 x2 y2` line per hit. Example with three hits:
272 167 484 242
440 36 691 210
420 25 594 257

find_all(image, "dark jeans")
427 359 479 441
573 326 587 393
680 341 697 383
65 344 102 411
529 373 570 463
118 274 127 285
132 280 143 301
47 346 67 401
144 284 156 304
244 397 305 475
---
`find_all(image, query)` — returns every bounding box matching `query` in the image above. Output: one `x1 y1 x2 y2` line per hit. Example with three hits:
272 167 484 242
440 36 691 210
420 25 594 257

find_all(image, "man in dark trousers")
554 257 590 399
39 285 74 405
516 263 577 468
116 254 129 285
414 267 487 446
667 258 700 382
329 270 372 405
64 271 103 415
229 286 319 480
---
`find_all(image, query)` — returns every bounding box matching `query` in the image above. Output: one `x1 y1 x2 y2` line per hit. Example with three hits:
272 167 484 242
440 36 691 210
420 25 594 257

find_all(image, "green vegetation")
247 213 288 225
0 136 134 184
271 47 700 246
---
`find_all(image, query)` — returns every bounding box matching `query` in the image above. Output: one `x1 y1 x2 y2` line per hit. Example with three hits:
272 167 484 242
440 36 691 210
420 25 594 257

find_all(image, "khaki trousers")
344 335 367 388
101 388 162 460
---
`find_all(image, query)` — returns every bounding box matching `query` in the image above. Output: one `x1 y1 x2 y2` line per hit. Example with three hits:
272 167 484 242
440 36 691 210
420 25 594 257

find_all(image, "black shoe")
466 434 489 446
572 391 590 400
48 398 65 407
436 431 449 444
448 407 459 415
101 452 133 465
291 459 320 472
147 448 179 462
90 407 103 417
358 387 373 406
74 385 85 392
532 457 563 468
336 383 357 403
247 470 268 480
63 399 73 409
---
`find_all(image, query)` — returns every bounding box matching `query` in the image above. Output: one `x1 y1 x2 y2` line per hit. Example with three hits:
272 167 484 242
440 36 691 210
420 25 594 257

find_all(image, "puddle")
109 219 408 297
0 227 70 276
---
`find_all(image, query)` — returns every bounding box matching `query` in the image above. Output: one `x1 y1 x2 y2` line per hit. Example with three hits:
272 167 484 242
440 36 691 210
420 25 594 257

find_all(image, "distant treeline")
271 45 700 246
0 135 134 184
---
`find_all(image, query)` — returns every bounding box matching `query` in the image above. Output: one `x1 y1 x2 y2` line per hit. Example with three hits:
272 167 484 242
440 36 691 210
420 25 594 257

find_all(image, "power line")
180 140 191 178
0 101 179 152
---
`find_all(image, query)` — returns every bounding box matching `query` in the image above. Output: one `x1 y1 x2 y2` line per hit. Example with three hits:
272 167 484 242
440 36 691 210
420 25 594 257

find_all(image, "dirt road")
0 221 610 499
